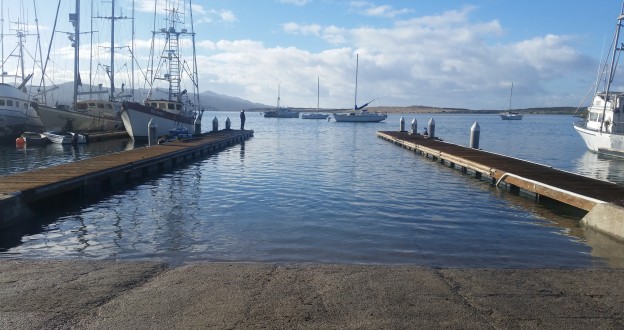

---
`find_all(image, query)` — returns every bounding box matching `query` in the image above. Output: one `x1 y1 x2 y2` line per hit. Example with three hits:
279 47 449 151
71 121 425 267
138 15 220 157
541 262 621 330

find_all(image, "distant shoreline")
239 105 583 115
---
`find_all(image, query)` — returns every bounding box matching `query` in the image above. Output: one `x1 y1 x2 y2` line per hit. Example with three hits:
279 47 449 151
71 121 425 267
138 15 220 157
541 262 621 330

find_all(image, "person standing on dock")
240 109 246 130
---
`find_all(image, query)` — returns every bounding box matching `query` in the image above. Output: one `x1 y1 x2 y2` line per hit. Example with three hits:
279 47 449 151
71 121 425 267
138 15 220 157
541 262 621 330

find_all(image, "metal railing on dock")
377 131 624 211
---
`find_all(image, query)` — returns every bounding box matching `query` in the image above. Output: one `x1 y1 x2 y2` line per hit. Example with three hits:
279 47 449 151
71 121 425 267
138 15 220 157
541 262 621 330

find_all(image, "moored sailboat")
573 2 624 157
500 83 522 120
120 0 203 140
333 54 386 123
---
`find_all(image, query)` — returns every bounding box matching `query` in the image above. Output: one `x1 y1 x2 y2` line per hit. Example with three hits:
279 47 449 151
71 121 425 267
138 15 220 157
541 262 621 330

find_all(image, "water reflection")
574 151 624 185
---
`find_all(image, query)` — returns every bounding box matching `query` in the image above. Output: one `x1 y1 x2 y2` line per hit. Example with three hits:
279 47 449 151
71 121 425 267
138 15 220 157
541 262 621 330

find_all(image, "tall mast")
110 0 115 100
71 0 80 107
354 54 359 110
1 0 4 84
317 77 319 111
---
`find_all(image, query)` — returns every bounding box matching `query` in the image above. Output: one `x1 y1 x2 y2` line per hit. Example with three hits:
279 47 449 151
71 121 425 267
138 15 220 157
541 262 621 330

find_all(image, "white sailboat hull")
333 112 387 122
0 84 44 138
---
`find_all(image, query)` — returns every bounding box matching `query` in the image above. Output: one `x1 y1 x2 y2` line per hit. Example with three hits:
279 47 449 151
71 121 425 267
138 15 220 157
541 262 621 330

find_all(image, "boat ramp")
377 131 624 240
0 129 253 228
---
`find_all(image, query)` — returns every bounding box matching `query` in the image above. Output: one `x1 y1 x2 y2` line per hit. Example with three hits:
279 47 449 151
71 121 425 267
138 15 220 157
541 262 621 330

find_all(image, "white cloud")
349 1 411 18
195 5 595 109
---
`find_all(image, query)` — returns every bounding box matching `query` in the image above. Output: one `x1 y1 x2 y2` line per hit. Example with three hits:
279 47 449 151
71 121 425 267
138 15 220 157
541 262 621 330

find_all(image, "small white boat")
302 113 329 119
333 54 387 123
500 111 523 120
262 83 299 118
499 83 522 120
21 132 50 146
302 78 330 120
43 131 87 145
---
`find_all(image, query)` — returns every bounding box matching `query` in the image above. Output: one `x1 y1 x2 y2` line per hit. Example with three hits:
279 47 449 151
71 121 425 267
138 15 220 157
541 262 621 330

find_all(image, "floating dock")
378 131 624 240
0 129 253 228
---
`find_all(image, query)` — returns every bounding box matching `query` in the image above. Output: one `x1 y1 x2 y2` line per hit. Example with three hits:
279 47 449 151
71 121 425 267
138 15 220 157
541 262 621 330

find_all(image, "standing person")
240 109 246 130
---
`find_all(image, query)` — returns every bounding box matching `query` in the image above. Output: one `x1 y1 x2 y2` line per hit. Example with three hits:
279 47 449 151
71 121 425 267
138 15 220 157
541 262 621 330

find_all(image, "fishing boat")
302 77 330 120
500 83 522 120
120 0 203 140
34 0 125 133
262 83 299 118
574 3 624 157
43 131 87 145
333 54 387 123
0 3 45 141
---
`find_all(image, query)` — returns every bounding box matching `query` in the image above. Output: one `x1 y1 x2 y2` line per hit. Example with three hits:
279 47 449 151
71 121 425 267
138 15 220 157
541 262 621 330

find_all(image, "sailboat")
333 54 387 122
500 82 522 120
574 2 624 157
262 83 299 118
120 0 203 140
302 77 329 119
0 3 45 141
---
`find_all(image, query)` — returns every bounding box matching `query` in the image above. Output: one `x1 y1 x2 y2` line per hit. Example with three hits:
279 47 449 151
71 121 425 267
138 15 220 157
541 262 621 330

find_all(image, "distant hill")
369 105 582 115
35 82 268 111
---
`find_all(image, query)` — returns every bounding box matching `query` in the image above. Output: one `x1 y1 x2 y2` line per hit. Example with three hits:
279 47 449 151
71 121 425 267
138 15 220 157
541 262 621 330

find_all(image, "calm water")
1 113 624 268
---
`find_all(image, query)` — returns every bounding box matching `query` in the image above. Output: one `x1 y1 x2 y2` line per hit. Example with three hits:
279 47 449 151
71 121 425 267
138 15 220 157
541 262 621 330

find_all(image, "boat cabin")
587 92 624 134
145 100 183 112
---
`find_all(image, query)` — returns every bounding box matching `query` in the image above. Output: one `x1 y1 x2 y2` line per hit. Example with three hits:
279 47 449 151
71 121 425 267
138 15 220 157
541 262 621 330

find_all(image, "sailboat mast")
354 54 359 110
509 82 513 110
72 0 80 107
317 77 319 111
110 0 115 101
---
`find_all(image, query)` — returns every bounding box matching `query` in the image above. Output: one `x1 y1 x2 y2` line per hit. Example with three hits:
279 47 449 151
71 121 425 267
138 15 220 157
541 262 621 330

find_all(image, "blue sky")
5 0 624 109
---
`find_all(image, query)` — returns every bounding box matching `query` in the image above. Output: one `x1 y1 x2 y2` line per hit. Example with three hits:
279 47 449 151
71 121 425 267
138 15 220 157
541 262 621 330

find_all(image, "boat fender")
15 136 25 148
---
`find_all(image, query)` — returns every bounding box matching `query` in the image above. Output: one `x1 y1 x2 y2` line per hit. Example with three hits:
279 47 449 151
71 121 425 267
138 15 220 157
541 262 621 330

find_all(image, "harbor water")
1 113 624 268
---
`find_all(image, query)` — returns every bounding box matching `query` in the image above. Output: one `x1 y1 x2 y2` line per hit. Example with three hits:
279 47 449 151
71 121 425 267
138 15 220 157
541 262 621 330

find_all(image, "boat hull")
574 122 624 157
34 104 121 132
500 114 522 120
43 131 87 145
263 109 299 118
302 113 329 119
333 112 387 122
0 84 44 140
120 102 196 140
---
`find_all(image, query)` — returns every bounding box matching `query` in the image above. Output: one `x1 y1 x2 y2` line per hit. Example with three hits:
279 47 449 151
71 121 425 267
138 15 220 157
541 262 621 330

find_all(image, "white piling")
470 122 480 149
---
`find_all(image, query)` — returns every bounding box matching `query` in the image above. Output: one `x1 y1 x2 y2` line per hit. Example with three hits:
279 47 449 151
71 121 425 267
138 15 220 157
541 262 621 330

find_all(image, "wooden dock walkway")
0 129 253 227
378 131 624 211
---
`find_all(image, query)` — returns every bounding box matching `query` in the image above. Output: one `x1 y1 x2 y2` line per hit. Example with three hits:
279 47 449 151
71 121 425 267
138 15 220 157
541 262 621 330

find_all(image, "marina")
0 113 623 268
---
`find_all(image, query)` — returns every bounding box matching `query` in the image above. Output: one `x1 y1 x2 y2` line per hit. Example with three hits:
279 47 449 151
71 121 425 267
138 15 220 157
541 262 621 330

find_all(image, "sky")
3 0 624 110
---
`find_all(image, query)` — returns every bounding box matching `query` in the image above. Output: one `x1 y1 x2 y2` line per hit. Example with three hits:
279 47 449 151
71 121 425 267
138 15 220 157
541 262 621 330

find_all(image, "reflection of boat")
574 5 624 157
43 131 87 145
262 83 299 118
302 77 329 120
333 54 386 122
500 83 522 120
120 0 203 140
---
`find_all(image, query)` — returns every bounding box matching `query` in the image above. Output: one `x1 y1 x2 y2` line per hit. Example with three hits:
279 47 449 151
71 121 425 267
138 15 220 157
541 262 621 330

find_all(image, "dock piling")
411 118 418 135
194 115 202 135
148 119 157 146
399 117 405 132
212 117 219 132
470 122 480 149
225 117 231 130
427 118 435 139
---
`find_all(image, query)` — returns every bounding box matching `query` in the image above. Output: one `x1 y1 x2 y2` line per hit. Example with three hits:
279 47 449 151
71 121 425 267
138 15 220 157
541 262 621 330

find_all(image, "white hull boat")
333 54 386 123
0 84 44 140
43 131 87 145
500 112 522 120
573 5 624 158
263 83 299 118
302 113 329 119
120 0 202 140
